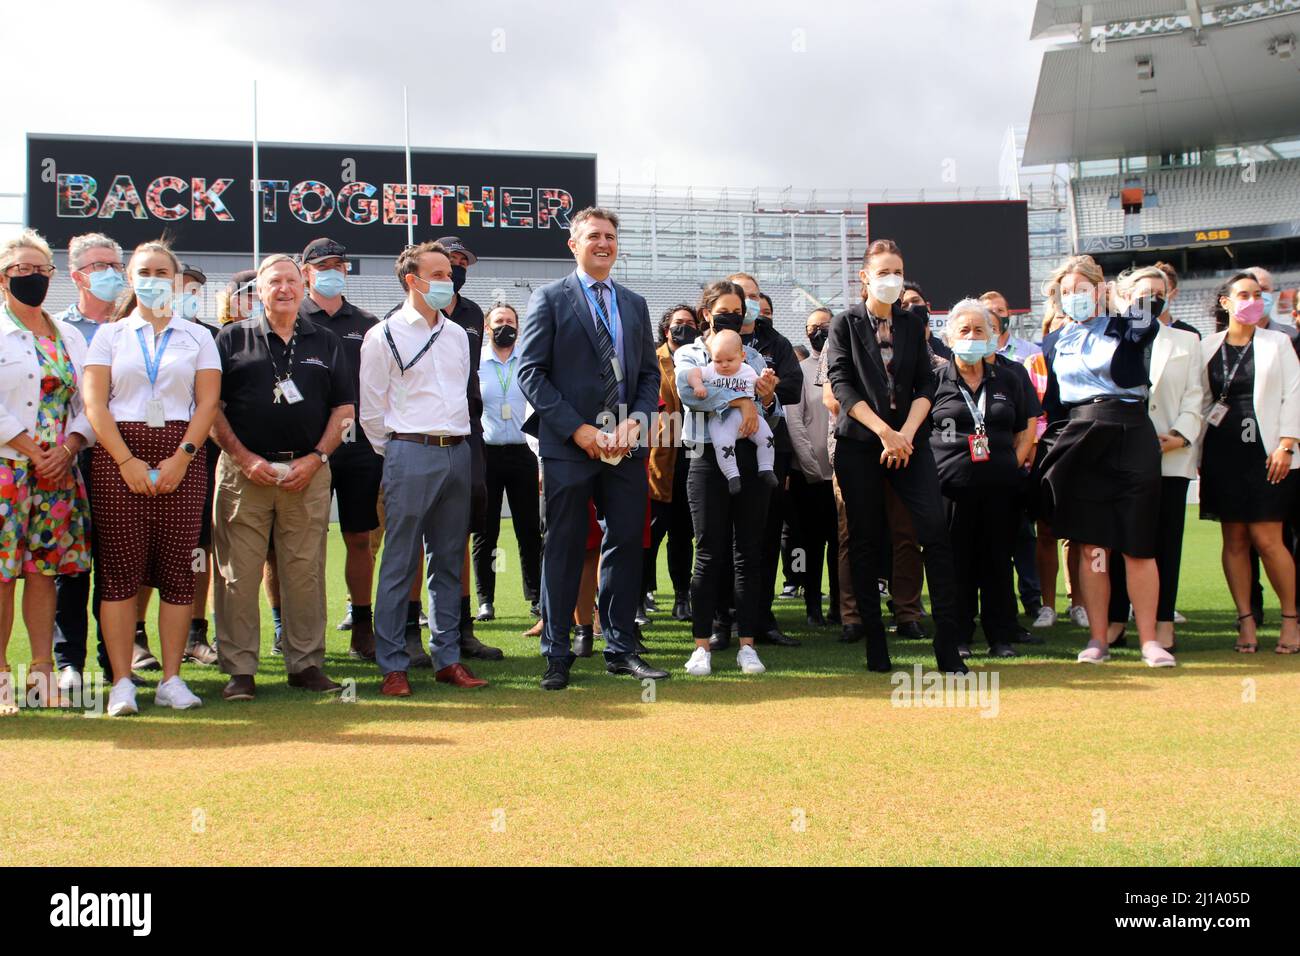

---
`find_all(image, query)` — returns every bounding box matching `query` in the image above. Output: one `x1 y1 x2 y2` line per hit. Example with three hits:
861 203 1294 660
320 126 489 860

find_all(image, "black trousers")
688 441 771 639
944 486 1019 647
53 448 109 676
757 450 793 629
833 437 959 651
780 486 804 591
790 473 839 616
472 443 542 606
644 448 693 597
1109 476 1189 623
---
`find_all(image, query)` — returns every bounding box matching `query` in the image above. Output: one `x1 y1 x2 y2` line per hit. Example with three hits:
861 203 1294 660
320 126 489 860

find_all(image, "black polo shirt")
928 359 1029 492
216 315 355 459
992 352 1043 423
300 294 378 458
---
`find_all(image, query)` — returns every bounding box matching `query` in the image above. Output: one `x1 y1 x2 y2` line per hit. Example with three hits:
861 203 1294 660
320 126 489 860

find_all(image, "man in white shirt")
359 241 488 697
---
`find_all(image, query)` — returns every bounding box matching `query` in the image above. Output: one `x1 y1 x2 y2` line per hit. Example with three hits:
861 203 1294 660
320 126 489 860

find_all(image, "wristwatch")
313 448 329 464
179 441 197 456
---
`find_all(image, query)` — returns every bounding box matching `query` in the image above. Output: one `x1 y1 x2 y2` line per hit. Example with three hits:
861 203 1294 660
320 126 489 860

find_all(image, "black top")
300 295 378 458
216 315 356 459
1171 319 1201 339
929 359 1030 490
992 353 1043 423
746 321 804 452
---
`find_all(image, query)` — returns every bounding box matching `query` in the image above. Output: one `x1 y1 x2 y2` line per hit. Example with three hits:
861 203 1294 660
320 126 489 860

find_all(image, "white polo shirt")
84 310 222 422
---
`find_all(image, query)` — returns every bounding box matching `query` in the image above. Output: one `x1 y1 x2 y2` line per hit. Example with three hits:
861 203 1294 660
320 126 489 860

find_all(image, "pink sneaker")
1076 640 1110 664
1142 643 1177 668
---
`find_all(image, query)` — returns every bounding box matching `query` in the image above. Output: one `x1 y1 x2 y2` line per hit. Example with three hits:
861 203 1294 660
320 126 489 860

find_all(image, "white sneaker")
1173 610 1187 624
1032 606 1057 628
155 675 202 710
737 644 766 674
1141 643 1177 668
1068 605 1090 628
684 646 712 676
107 678 138 717
57 667 82 695
1076 640 1110 664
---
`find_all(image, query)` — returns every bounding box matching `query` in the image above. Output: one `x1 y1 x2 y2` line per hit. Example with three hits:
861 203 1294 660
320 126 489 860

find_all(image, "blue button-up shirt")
479 345 527 445
575 268 626 405
1054 316 1146 404
53 302 105 344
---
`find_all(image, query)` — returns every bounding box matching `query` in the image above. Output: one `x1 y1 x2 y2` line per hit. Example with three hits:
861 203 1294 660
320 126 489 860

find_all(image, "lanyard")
384 319 443 376
492 355 516 396
581 281 619 347
261 319 297 384
957 378 988 434
1217 339 1253 401
135 326 173 391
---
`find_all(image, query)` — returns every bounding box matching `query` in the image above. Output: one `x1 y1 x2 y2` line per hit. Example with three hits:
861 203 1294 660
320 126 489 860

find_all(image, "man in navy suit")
517 207 668 690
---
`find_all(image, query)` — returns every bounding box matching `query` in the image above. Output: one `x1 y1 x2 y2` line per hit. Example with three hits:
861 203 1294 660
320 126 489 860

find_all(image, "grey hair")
68 232 123 270
569 206 620 239
945 297 994 340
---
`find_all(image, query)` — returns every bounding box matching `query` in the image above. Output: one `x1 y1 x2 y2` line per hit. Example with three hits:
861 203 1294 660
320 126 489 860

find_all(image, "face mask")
451 264 468 294
6 272 51 308
1060 291 1096 322
951 338 993 362
418 277 455 311
491 324 517 347
133 277 173 312
905 302 930 324
808 327 829 353
745 298 764 325
311 268 346 298
670 324 699 347
869 274 904 305
85 268 125 304
1126 294 1166 325
177 292 201 320
1234 297 1266 326
711 311 745 334
1262 291 1278 318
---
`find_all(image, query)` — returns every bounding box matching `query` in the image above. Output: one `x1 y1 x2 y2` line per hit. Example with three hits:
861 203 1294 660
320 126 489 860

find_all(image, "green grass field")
1 507 1297 866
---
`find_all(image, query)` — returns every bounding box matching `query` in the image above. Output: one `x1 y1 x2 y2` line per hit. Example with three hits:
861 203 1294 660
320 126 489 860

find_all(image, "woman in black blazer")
824 239 966 674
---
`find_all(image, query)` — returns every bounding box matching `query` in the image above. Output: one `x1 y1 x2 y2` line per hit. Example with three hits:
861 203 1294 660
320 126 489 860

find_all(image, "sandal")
0 666 16 717
1234 614 1258 653
1276 613 1300 655
24 658 62 708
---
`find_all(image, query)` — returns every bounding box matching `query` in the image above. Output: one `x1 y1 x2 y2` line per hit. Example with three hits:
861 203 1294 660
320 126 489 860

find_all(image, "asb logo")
1194 229 1231 242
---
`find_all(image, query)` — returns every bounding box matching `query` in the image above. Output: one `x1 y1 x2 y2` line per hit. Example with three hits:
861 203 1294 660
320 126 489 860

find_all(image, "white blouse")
84 311 221 423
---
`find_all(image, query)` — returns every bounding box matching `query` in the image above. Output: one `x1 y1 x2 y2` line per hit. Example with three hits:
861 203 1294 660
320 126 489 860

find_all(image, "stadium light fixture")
1269 34 1295 59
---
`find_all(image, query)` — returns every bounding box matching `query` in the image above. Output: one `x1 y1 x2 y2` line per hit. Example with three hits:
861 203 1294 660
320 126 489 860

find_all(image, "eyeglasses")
76 261 125 274
5 263 55 278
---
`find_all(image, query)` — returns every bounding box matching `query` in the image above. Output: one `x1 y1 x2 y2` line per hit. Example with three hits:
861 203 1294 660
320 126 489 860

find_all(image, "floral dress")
0 325 91 581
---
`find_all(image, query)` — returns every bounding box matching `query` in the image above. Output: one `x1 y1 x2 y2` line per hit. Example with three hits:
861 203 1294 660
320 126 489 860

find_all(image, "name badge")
500 404 512 420
1206 400 1229 428
145 398 165 428
969 433 991 462
276 379 304 405
611 356 624 383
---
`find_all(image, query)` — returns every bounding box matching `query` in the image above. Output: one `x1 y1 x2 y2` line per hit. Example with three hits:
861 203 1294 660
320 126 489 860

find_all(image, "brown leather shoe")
287 666 342 692
435 662 488 689
349 618 376 661
380 671 412 697
221 674 255 701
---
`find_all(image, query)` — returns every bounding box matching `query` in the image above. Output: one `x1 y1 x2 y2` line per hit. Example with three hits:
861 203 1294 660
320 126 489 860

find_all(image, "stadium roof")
1029 1 1203 40
1023 12 1300 164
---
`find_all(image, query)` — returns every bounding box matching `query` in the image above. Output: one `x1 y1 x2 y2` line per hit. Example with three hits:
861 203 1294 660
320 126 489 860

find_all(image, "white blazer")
0 308 95 460
1147 322 1204 479
1199 326 1300 471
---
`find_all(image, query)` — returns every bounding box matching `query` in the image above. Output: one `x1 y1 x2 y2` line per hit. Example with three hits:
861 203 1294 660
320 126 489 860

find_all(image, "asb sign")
27 134 597 259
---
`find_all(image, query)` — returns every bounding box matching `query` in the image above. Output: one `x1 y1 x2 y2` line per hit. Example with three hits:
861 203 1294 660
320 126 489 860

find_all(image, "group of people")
1 207 1297 716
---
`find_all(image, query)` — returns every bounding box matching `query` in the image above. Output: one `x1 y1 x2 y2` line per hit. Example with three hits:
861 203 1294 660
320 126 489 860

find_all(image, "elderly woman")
1037 254 1171 667
929 299 1033 659
0 230 95 713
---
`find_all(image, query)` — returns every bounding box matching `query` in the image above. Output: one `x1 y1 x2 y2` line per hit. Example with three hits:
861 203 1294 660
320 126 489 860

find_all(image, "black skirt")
1038 398 1161 558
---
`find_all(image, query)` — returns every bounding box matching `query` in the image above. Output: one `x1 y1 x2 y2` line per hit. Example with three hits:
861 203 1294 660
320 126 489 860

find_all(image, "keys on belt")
389 432 465 447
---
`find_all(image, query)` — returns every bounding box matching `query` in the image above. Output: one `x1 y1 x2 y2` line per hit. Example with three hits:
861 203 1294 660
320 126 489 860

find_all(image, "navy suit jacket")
517 271 660 461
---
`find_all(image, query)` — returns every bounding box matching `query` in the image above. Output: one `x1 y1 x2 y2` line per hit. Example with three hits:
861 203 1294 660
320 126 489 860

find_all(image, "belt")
390 432 464 447
264 451 314 462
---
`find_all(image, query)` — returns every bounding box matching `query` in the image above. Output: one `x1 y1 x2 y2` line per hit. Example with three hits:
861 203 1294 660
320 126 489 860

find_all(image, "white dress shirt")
359 301 471 455
84 310 221 422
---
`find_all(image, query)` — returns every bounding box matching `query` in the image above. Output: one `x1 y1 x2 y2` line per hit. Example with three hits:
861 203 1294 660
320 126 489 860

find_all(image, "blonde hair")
1115 265 1168 300
1041 254 1107 313
0 229 54 272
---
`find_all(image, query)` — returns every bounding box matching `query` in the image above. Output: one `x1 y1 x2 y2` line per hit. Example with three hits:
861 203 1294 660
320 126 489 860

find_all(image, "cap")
302 237 347 264
435 236 477 265
180 262 206 285
225 269 257 295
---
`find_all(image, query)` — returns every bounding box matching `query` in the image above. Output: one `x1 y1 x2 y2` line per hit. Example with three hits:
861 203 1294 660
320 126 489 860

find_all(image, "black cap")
435 236 477 265
224 269 257 295
180 262 206 285
302 238 347 264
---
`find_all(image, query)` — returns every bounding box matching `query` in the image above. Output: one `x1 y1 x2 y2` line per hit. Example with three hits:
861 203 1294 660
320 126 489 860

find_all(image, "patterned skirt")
0 455 91 582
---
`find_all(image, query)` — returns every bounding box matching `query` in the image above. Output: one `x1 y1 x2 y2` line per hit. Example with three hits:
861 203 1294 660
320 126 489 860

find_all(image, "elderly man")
211 254 355 701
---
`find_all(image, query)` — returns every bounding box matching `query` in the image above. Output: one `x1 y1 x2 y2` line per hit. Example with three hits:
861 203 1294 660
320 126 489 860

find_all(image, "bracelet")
116 455 137 468
60 444 75 460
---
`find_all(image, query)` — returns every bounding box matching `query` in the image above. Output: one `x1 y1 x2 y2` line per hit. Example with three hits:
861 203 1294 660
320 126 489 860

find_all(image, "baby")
688 329 778 494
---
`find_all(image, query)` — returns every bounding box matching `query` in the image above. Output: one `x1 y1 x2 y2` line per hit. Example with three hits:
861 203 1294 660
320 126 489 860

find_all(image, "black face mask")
491 324 517 347
670 324 699 347
905 303 930 324
711 311 745 334
808 327 829 353
451 264 467 294
7 272 50 308
1128 294 1167 324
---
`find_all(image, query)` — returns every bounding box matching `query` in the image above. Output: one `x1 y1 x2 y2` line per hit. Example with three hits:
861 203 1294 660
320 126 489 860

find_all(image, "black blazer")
824 301 936 442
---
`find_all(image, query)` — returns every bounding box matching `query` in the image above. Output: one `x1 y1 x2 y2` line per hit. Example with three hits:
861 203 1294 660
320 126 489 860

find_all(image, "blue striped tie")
591 281 620 414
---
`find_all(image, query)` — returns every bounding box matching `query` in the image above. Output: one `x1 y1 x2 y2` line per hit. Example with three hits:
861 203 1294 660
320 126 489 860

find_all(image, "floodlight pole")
404 85 414 248
252 79 260 267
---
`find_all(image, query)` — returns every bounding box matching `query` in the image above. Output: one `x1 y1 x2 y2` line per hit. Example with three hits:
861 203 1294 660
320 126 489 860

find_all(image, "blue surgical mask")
1060 292 1096 322
952 338 993 362
85 268 125 304
177 292 201 320
745 298 764 325
1262 291 1278 318
133 277 173 312
419 278 455 311
312 268 346 298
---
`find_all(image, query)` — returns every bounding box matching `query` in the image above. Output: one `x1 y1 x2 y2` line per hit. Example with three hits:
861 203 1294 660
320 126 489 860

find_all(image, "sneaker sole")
1143 658 1177 668
107 704 138 716
158 698 203 710
1076 655 1110 664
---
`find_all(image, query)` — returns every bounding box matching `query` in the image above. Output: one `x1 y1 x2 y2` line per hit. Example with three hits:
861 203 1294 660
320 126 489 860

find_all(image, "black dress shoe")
672 596 691 621
988 643 1018 658
865 632 892 672
957 644 972 659
1109 630 1129 648
826 608 842 626
634 603 651 627
606 654 670 680
631 623 650 654
894 620 926 640
757 627 801 647
806 610 827 627
541 656 572 691
643 591 658 613
935 644 970 675
1010 626 1046 645
529 601 541 618
475 602 495 622
838 623 865 643
571 625 594 658
708 629 731 652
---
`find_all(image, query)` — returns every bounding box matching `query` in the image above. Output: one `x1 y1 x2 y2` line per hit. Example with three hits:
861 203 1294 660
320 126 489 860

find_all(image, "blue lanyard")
135 326 173 389
581 281 619 348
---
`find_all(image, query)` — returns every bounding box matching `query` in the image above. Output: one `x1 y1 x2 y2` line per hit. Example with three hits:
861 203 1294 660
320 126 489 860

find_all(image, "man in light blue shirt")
981 291 1042 362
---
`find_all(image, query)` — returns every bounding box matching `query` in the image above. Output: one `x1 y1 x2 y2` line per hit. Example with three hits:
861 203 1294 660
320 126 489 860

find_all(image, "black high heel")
1233 613 1257 654
1276 613 1300 655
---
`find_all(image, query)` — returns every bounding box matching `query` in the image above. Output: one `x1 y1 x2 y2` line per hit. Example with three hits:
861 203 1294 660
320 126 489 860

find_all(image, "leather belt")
390 432 464 447
265 451 313 462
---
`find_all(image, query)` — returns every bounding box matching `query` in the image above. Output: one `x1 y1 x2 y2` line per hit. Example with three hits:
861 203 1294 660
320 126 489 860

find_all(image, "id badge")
145 398 165 428
279 379 304 405
1206 401 1229 428
611 356 624 383
969 433 991 462
500 404 512 420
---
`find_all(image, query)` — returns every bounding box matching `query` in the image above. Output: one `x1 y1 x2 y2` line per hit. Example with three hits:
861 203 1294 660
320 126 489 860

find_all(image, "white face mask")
869 274 904 305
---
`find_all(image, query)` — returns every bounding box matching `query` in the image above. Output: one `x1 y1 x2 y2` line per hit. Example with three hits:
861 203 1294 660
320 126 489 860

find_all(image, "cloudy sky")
6 0 1053 207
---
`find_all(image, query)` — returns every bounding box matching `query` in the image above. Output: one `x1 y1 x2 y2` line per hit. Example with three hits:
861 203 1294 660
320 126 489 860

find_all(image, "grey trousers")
374 439 471 674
